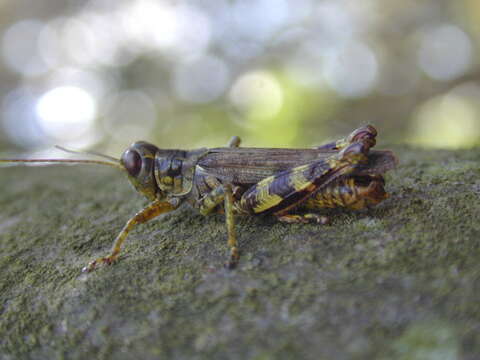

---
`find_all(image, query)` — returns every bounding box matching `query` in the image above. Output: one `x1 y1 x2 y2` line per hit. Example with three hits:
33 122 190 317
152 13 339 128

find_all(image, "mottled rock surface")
1 145 479 359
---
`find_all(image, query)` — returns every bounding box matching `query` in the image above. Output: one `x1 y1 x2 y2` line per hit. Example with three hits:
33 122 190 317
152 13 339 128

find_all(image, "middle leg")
197 182 241 268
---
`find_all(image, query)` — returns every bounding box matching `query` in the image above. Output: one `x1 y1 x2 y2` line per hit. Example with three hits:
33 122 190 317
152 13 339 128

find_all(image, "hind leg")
315 125 377 151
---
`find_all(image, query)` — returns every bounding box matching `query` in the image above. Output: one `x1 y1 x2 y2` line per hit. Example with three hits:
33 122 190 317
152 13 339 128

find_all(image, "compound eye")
122 149 142 177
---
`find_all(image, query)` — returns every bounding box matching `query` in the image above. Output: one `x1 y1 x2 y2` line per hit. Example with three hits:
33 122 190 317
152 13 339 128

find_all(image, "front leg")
83 199 179 272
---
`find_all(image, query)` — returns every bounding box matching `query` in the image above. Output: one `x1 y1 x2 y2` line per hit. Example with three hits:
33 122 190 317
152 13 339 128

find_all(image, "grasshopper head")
121 141 162 201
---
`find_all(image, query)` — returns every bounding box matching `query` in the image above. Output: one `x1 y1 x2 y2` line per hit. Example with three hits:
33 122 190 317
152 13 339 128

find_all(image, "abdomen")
304 175 388 210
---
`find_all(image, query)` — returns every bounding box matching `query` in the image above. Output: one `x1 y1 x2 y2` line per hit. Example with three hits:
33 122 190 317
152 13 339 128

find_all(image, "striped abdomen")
305 175 388 210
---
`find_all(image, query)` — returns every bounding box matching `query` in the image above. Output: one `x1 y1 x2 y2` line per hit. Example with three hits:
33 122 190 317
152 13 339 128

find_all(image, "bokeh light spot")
76 12 128 66
120 2 211 57
36 86 97 141
2 88 46 148
173 5 212 56
232 0 289 41
173 55 230 103
410 94 479 148
121 0 180 50
314 2 355 45
286 41 326 89
2 19 50 76
46 67 115 100
323 42 378 98
62 18 98 66
229 70 284 121
418 24 472 81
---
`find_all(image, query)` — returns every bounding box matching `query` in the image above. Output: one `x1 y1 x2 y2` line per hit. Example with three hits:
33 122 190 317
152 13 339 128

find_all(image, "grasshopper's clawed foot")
224 246 240 270
82 255 119 273
277 214 330 225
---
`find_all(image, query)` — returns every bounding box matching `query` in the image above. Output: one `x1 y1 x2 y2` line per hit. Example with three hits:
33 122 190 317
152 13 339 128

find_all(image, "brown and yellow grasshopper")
0 125 397 271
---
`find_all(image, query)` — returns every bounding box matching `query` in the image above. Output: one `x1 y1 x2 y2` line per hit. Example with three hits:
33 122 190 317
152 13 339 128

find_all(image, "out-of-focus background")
0 0 479 155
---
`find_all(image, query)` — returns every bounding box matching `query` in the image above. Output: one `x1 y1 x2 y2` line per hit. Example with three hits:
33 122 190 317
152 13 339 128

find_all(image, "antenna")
0 147 125 171
55 145 120 163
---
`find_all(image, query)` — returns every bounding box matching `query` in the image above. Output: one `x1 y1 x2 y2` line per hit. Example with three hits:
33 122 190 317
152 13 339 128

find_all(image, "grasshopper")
0 125 397 271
